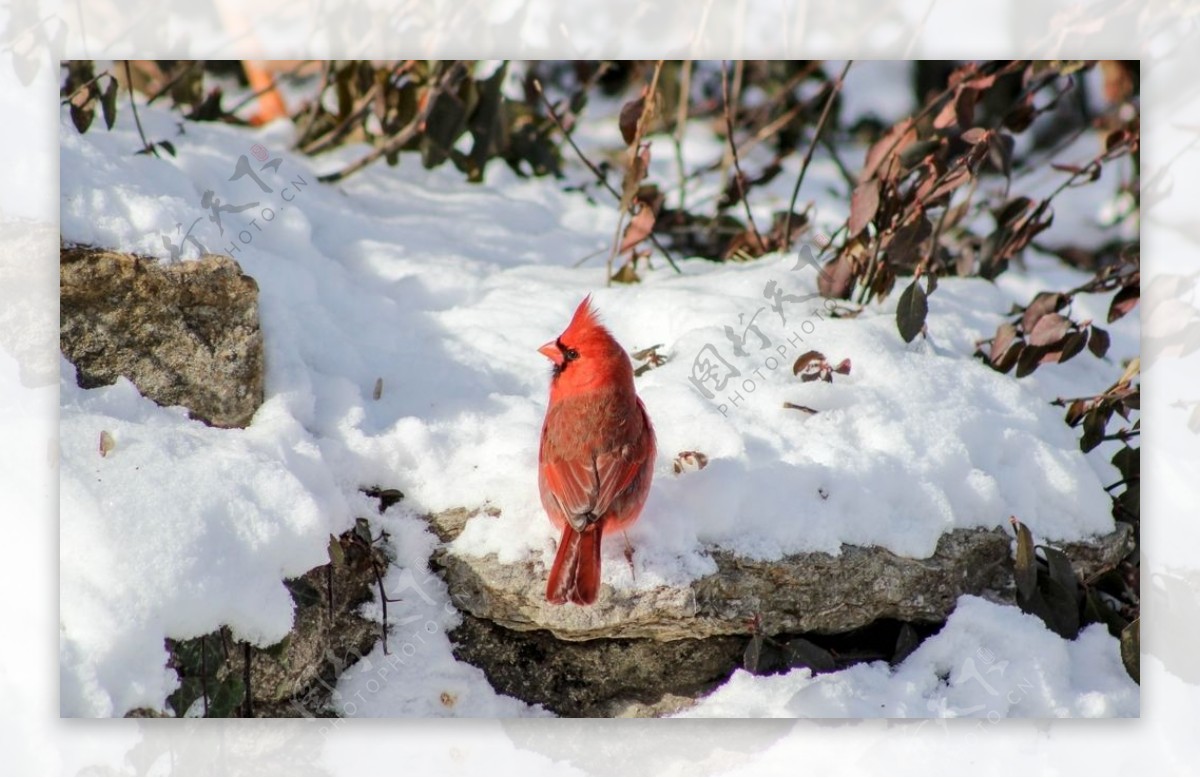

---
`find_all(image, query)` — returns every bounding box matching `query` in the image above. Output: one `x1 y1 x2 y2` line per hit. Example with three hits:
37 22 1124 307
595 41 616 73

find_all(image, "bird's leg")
622 531 636 581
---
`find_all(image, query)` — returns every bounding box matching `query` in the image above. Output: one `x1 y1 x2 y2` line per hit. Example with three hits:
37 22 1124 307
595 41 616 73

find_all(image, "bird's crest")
563 295 603 339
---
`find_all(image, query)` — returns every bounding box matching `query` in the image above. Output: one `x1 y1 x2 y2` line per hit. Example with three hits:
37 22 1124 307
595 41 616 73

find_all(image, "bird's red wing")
539 451 594 525
592 445 648 520
539 444 645 525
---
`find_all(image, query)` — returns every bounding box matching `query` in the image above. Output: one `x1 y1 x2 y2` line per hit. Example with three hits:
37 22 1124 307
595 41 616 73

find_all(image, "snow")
58 79 1136 718
676 596 1138 718
59 362 349 716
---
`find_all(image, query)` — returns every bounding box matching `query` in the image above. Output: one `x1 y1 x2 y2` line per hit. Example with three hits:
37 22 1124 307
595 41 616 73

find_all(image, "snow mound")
677 596 1139 718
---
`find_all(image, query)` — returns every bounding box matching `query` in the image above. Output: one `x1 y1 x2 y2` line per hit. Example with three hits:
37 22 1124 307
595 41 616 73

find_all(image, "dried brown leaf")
848 180 880 237
619 93 646 146
1021 292 1066 333
1028 313 1071 347
1088 326 1111 358
619 200 657 253
793 350 825 376
989 323 1019 365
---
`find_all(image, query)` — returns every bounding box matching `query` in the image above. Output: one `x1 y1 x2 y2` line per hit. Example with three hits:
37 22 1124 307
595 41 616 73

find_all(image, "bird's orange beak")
538 340 563 365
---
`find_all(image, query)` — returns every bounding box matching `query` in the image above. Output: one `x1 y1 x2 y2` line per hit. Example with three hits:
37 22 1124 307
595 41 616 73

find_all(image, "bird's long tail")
546 523 603 605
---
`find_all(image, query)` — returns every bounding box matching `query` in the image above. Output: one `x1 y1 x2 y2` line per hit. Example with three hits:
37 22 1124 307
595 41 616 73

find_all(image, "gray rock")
429 508 1134 642
160 542 384 718
449 613 742 717
60 245 264 428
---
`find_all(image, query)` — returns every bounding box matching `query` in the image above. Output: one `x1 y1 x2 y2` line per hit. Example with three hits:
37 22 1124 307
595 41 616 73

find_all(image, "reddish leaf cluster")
631 343 667 377
672 450 709 475
1054 359 1140 453
980 293 1109 377
823 61 1034 304
978 252 1137 378
792 350 851 383
62 60 119 134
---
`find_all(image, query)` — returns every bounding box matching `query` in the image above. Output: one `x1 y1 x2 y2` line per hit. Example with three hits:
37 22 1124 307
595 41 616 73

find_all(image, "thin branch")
533 75 682 275
318 61 465 184
572 244 609 268
301 61 415 156
1101 429 1140 443
785 60 853 248
924 193 952 271
300 82 379 155
1103 477 1137 492
716 59 744 199
819 132 856 191
852 62 980 194
720 59 763 241
606 60 665 286
673 63 824 190
145 60 205 106
122 60 156 157
225 59 314 116
857 240 883 305
739 61 824 132
292 60 335 147
673 59 692 211
59 69 111 105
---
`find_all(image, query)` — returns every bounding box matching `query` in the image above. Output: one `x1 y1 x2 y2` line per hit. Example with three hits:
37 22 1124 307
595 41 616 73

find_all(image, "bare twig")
122 60 156 157
716 59 744 199
318 61 465 184
924 192 952 271
606 60 665 286
300 82 379 155
737 61 825 133
572 245 611 268
292 60 334 147
857 240 883 305
674 62 824 191
533 75 682 275
819 133 856 191
59 69 111 105
302 61 417 156
225 59 314 116
144 60 205 106
719 59 763 241
673 59 692 211
784 60 852 248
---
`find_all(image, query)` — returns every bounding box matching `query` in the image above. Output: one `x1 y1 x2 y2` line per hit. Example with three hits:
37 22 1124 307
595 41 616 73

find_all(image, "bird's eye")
556 338 579 364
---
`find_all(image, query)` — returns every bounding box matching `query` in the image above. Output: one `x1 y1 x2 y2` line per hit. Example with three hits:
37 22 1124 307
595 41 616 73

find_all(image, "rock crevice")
428 508 1134 642
429 508 1133 715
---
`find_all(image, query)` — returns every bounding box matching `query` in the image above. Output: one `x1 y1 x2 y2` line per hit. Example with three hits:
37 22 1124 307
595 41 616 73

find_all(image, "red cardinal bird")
537 297 656 605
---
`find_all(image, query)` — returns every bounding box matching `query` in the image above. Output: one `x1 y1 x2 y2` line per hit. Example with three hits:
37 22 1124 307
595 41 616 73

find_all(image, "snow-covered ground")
59 81 1138 718
679 596 1137 717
